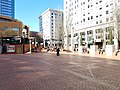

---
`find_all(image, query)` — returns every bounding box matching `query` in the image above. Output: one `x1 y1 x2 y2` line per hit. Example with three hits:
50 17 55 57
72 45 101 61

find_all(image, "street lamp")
29 37 33 53
0 36 3 54
22 32 25 54
29 38 32 53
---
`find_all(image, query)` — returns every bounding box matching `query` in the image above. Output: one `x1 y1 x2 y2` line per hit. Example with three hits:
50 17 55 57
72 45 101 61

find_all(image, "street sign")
7 45 15 53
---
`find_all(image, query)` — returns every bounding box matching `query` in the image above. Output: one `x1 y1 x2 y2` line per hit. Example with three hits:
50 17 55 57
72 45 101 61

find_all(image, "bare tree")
30 31 43 44
113 1 120 50
57 26 64 48
64 7 73 50
80 32 82 46
2 29 18 37
99 1 120 50
37 32 43 43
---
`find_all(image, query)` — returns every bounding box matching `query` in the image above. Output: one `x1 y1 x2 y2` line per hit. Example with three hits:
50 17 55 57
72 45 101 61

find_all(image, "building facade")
0 15 23 36
64 0 120 51
39 8 63 48
0 15 30 38
0 0 15 18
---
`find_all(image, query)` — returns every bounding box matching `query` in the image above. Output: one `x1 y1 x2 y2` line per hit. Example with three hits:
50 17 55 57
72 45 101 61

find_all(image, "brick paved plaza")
0 53 120 90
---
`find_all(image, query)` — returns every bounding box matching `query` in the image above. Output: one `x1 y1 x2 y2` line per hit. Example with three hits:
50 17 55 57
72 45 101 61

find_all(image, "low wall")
6 44 36 54
2 44 36 54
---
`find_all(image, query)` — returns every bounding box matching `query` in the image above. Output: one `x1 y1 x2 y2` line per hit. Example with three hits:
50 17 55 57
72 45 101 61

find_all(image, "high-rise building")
39 8 63 48
64 0 120 52
0 0 15 18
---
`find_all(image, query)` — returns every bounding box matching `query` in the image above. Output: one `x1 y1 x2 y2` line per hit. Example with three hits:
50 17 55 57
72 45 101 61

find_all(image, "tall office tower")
39 8 64 48
0 0 15 18
64 0 120 52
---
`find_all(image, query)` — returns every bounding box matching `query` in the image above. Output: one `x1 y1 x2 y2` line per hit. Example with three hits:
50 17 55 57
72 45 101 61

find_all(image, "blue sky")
15 0 63 32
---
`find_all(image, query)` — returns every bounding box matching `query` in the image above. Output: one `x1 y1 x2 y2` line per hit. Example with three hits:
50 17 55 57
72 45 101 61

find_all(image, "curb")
49 51 120 60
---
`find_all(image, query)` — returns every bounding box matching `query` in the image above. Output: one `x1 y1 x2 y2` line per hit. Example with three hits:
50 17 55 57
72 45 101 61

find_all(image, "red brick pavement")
0 53 120 90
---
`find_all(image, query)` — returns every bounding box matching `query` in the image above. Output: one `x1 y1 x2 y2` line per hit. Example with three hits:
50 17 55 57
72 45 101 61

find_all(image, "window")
99 7 102 10
99 0 102 3
75 0 76 3
106 5 109 7
106 10 109 14
55 13 57 16
110 16 113 21
106 18 109 22
12 28 19 31
100 20 102 23
88 17 90 20
91 16 93 19
110 3 113 6
100 14 102 17
96 21 98 24
83 18 85 22
88 5 90 8
66 1 67 4
75 6 76 9
51 13 53 15
106 27 108 32
51 16 53 18
4 26 8 30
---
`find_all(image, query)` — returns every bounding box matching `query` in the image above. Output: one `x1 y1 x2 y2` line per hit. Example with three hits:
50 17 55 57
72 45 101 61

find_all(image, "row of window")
65 0 113 14
96 34 114 40
1 8 12 13
74 27 114 40
66 0 78 4
68 15 113 26
51 13 62 16
3 27 19 31
96 16 113 24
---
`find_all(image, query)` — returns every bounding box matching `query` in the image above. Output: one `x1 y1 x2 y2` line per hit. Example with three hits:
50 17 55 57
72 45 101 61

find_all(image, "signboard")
7 45 15 53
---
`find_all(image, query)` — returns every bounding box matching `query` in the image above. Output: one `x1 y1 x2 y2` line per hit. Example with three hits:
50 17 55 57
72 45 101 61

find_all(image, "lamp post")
29 38 32 53
29 37 33 53
0 36 3 54
22 32 25 54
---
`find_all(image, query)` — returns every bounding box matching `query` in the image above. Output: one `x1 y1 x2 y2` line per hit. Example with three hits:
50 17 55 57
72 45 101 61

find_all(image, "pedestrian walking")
56 48 60 56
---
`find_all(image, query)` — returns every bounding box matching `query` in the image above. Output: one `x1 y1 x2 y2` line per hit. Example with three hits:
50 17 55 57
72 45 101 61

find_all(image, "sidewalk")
49 51 120 60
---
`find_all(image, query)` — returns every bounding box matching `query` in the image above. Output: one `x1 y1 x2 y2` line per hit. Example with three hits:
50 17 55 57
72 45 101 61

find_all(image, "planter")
90 45 98 55
106 45 115 56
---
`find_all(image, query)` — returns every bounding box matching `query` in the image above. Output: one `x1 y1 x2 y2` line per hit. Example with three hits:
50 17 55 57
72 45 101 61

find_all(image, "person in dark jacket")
56 48 60 56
